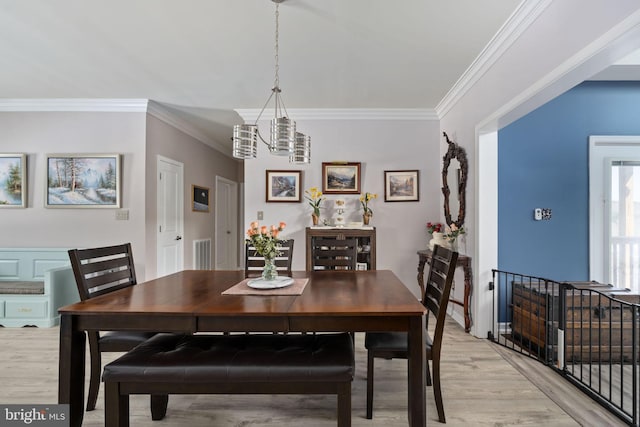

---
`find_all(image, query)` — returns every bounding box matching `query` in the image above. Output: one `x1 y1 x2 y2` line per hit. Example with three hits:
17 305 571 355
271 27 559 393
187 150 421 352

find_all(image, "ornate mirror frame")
441 131 468 228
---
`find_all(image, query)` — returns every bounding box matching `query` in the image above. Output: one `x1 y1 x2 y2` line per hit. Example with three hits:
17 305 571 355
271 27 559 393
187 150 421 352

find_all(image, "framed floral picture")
322 162 361 194
192 185 210 212
266 170 302 202
384 170 419 202
45 154 121 208
0 153 27 208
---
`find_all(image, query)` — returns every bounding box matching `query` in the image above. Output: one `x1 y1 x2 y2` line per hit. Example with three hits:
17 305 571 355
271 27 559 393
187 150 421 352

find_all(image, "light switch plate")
116 210 129 221
534 208 542 221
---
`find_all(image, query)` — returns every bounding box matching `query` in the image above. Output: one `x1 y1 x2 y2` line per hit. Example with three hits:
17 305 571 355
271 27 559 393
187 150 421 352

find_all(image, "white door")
606 160 640 290
157 156 184 277
215 176 238 269
589 136 640 288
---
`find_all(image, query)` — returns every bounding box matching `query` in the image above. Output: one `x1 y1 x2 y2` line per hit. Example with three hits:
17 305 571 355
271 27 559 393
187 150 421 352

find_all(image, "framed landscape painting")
45 154 121 208
322 162 361 194
0 154 27 208
384 170 419 202
266 170 302 202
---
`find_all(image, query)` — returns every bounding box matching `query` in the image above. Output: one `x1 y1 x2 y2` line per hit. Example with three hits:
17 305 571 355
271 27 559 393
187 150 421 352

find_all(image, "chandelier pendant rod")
232 0 310 164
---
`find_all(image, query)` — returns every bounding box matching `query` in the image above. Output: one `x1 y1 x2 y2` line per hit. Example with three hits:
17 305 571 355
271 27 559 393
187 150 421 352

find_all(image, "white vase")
429 232 449 250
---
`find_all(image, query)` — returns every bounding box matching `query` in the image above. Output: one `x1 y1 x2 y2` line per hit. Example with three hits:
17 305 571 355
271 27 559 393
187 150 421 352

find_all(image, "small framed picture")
266 170 302 202
384 170 419 202
322 162 361 194
0 153 27 208
192 185 210 212
46 154 121 208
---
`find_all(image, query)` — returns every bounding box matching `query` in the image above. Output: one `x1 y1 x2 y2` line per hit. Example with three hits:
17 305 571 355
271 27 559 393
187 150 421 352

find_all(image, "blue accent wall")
498 81 640 281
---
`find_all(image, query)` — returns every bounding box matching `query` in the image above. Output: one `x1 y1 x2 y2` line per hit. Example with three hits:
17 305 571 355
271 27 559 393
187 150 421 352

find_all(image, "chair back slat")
245 240 294 278
423 245 458 342
311 238 358 271
68 243 137 301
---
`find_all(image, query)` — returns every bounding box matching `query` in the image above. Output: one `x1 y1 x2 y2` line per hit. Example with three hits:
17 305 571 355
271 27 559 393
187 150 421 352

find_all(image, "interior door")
215 176 238 269
157 156 184 278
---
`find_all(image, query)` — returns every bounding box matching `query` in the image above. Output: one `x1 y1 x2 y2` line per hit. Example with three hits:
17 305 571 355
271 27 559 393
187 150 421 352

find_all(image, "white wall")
439 0 640 337
243 116 440 295
0 109 242 283
144 115 241 278
0 111 148 273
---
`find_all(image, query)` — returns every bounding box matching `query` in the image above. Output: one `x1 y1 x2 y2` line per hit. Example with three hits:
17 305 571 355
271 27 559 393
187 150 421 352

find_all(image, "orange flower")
245 221 288 258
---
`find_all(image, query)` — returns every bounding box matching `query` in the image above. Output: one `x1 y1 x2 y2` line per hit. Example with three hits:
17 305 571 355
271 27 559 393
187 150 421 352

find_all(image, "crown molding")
146 101 232 158
435 0 553 118
0 98 149 112
476 7 640 133
235 108 438 122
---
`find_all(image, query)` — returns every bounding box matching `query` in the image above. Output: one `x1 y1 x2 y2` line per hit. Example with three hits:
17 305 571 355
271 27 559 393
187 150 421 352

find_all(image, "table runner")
222 278 309 296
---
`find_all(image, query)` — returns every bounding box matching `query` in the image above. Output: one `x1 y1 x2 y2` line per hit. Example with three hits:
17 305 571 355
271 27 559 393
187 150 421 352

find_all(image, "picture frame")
384 170 419 202
192 185 210 212
266 170 302 202
322 162 361 194
0 153 27 208
45 154 121 208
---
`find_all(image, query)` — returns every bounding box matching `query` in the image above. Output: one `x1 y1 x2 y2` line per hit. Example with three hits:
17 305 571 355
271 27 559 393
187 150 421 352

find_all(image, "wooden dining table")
58 269 427 427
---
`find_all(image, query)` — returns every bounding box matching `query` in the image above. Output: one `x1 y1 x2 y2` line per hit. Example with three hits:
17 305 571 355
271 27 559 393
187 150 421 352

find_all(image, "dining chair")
310 238 358 271
364 244 458 423
245 239 294 278
68 243 166 417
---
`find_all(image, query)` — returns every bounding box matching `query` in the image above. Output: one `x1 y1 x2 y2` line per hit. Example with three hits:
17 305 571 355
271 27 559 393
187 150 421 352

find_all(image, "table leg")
416 257 427 298
58 314 86 427
407 315 426 427
462 262 473 333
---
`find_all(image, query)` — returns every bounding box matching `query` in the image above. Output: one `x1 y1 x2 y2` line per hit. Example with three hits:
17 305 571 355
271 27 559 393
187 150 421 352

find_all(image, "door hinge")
159 225 162 232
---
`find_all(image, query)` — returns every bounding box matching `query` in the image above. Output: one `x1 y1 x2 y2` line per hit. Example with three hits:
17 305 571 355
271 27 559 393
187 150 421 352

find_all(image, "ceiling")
0 0 521 148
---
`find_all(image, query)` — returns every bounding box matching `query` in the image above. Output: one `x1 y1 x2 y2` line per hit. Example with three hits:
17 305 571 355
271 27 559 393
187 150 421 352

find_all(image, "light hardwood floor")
0 318 626 426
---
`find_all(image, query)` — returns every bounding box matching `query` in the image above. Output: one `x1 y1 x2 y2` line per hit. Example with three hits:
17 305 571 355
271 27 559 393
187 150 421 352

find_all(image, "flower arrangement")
246 221 286 259
426 222 443 234
359 192 378 216
443 224 466 242
304 187 324 216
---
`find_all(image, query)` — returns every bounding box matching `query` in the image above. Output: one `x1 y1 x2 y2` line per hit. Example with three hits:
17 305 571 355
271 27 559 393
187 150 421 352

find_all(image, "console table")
417 249 472 332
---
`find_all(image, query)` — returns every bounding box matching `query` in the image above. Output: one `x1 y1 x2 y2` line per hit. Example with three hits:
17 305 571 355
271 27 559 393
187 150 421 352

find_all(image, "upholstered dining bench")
102 332 355 427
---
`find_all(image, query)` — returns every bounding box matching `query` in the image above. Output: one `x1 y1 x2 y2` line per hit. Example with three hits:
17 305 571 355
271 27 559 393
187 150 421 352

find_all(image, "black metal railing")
491 269 640 426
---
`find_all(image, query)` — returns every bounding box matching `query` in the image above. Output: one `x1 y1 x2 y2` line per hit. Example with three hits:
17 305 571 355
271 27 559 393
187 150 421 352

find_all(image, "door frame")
589 135 640 283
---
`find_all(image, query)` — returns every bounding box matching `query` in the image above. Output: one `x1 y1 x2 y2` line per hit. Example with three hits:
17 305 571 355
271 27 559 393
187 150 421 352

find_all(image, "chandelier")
232 0 311 164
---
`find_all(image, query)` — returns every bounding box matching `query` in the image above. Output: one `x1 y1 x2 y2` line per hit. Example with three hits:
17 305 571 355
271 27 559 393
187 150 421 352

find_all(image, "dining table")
58 269 427 427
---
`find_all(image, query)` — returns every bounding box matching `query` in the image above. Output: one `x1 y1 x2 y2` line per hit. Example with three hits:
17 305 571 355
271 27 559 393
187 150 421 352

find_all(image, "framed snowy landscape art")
45 154 121 208
0 153 27 208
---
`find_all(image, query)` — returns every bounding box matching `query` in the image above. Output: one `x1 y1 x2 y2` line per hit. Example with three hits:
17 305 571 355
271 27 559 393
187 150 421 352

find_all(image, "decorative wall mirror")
442 131 468 228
